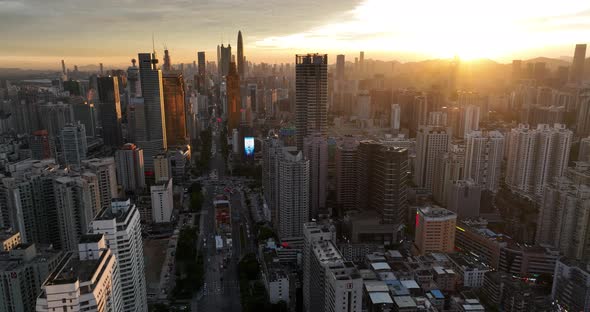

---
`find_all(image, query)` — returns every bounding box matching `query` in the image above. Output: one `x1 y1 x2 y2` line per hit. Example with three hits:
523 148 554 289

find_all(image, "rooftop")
394 296 417 308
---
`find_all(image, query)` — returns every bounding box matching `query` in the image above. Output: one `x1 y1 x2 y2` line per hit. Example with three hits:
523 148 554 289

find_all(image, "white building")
36 234 123 312
90 199 147 312
303 222 336 312
464 130 504 192
153 153 171 183
150 178 174 223
448 253 488 288
115 143 145 192
506 124 572 196
277 148 309 244
415 125 451 191
460 105 480 138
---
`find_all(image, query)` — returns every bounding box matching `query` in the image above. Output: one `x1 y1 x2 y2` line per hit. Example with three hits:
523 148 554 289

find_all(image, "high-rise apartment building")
137 52 167 171
219 44 231 77
335 137 359 214
372 145 409 225
415 126 451 191
460 105 480 138
72 102 96 138
97 76 123 147
580 136 590 161
39 102 74 138
302 222 336 312
303 134 328 219
0 244 63 312
391 103 401 130
30 130 52 160
115 143 145 193
277 148 309 244
569 44 587 84
295 54 328 150
61 122 87 169
162 68 187 147
150 178 173 223
576 90 590 138
432 144 465 205
537 177 590 262
447 179 481 219
82 158 118 210
414 205 457 255
36 234 123 312
336 54 345 81
153 153 171 182
90 199 147 312
505 124 572 195
552 258 590 312
464 131 504 192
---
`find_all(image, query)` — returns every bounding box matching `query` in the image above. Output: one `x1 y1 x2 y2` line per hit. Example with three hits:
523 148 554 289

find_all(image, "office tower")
464 131 504 192
355 140 381 211
373 145 409 225
162 69 187 146
536 177 590 262
576 90 590 137
227 62 241 132
506 124 572 195
433 144 465 205
127 59 141 98
0 244 63 312
277 148 309 243
39 102 74 137
391 103 400 130
137 52 167 171
303 134 328 219
237 31 245 77
30 130 51 159
61 122 87 169
36 234 123 312
247 83 258 114
551 258 590 312
415 126 451 190
336 54 345 80
412 95 429 132
162 49 171 71
97 76 123 147
53 176 99 251
90 199 147 312
198 51 206 76
569 44 587 84
219 44 231 76
61 59 66 75
150 178 173 223
72 102 96 138
460 105 480 138
335 137 358 214
359 51 364 72
414 205 457 255
115 143 145 192
82 158 118 210
153 153 171 182
197 51 206 93
579 136 590 161
447 179 481 219
295 54 328 150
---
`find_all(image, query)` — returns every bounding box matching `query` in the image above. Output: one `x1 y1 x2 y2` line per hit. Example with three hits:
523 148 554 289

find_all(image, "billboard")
244 137 255 156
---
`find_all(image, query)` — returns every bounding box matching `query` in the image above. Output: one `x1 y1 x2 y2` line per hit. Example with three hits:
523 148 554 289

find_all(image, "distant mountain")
523 57 569 69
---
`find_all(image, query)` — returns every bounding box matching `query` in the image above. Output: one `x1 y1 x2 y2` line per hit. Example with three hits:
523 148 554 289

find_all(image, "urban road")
191 126 256 312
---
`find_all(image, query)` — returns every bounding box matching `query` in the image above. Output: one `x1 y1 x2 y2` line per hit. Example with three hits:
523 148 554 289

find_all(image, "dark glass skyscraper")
97 76 122 147
295 54 328 150
227 62 241 132
237 31 244 78
569 44 587 85
162 70 187 147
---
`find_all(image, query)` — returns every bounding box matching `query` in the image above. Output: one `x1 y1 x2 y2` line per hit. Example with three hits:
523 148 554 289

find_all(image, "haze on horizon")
1 0 589 69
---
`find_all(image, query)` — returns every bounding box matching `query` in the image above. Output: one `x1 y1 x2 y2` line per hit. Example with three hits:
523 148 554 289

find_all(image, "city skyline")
1 0 590 69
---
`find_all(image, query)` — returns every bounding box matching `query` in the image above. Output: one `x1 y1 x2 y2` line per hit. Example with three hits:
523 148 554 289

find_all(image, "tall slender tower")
162 50 187 147
227 62 241 132
137 52 166 171
295 54 328 150
97 76 123 147
569 44 587 85
336 54 345 81
237 31 245 77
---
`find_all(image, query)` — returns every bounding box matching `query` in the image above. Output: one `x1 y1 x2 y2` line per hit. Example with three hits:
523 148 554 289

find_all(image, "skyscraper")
197 51 206 93
414 205 457 255
391 103 400 130
303 133 328 219
219 44 231 76
460 105 480 138
72 102 96 138
262 137 283 227
97 76 123 147
506 124 572 195
151 178 173 223
90 199 147 312
82 158 118 210
295 54 328 150
61 122 87 169
569 44 587 85
237 31 245 77
415 126 451 190
464 131 504 192
336 54 345 81
137 52 167 171
551 258 590 312
115 143 145 192
162 69 187 146
227 62 241 132
277 148 309 244
447 179 481 219
335 137 358 215
373 145 409 225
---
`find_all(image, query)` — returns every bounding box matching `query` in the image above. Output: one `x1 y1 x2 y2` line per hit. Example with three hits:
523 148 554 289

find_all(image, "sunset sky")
1 0 589 69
